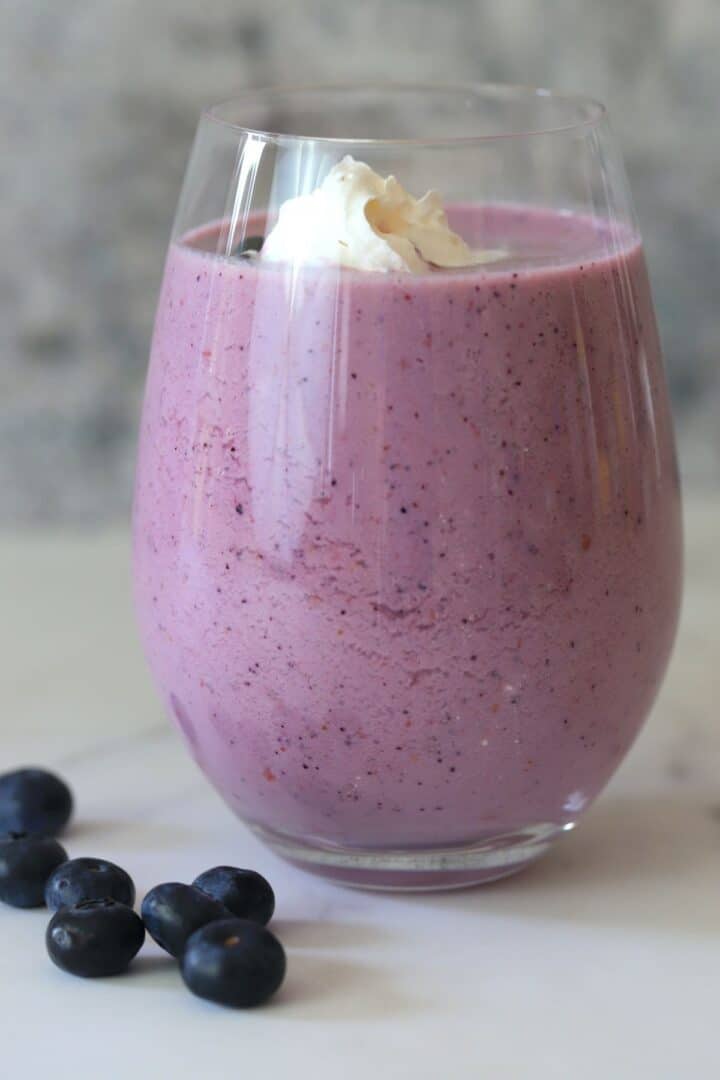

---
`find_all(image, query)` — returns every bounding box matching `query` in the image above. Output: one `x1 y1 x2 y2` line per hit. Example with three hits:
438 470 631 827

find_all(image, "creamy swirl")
260 156 504 273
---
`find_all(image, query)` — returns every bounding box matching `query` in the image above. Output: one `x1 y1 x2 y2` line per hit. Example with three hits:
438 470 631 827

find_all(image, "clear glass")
132 85 682 889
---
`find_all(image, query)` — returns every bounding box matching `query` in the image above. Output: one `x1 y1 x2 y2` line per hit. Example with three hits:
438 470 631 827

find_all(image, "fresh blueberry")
193 866 275 926
235 234 264 256
46 898 145 977
45 857 135 912
141 882 232 958
181 918 286 1008
0 832 68 908
0 768 73 836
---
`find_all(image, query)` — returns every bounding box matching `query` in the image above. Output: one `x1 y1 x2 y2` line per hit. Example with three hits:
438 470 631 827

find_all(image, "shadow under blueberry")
131 952 179 978
415 795 720 938
82 951 181 996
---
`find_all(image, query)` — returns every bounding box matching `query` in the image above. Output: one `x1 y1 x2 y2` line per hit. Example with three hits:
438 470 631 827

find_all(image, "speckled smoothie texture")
133 205 682 849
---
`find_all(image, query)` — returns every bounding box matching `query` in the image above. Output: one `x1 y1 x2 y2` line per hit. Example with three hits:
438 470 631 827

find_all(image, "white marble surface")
2 495 719 1078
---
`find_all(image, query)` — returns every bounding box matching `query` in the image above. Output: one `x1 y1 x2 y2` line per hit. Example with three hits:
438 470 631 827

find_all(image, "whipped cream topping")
260 156 505 273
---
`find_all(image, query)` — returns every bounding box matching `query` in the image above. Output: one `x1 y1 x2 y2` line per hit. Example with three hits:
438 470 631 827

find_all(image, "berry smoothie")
133 204 681 876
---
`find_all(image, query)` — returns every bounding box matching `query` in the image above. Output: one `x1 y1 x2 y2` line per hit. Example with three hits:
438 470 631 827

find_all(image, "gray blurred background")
2 0 718 524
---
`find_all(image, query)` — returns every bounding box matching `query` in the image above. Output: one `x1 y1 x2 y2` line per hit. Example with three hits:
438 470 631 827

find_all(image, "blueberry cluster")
0 767 286 1008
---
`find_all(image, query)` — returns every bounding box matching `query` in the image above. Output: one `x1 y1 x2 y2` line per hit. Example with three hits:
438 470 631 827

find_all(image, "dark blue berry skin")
141 883 232 958
0 832 68 908
181 919 286 1008
45 857 135 912
0 768 73 836
46 898 145 977
193 866 275 926
235 234 264 256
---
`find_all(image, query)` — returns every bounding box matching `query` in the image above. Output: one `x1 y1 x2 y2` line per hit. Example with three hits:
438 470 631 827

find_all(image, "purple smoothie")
133 205 681 871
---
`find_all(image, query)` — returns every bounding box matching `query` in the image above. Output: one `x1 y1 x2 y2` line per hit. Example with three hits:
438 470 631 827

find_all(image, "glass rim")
202 82 607 147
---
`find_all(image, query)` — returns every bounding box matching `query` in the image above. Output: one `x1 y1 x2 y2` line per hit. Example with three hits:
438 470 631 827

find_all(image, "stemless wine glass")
132 85 682 889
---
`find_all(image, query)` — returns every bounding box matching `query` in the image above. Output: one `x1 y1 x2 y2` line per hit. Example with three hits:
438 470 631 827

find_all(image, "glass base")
250 821 571 891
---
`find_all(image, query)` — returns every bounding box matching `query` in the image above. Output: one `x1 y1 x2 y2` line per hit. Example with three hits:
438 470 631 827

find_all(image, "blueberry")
141 882 232 958
181 918 286 1008
0 832 68 908
234 234 264 256
193 866 275 926
45 857 135 912
46 898 145 977
0 768 73 836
